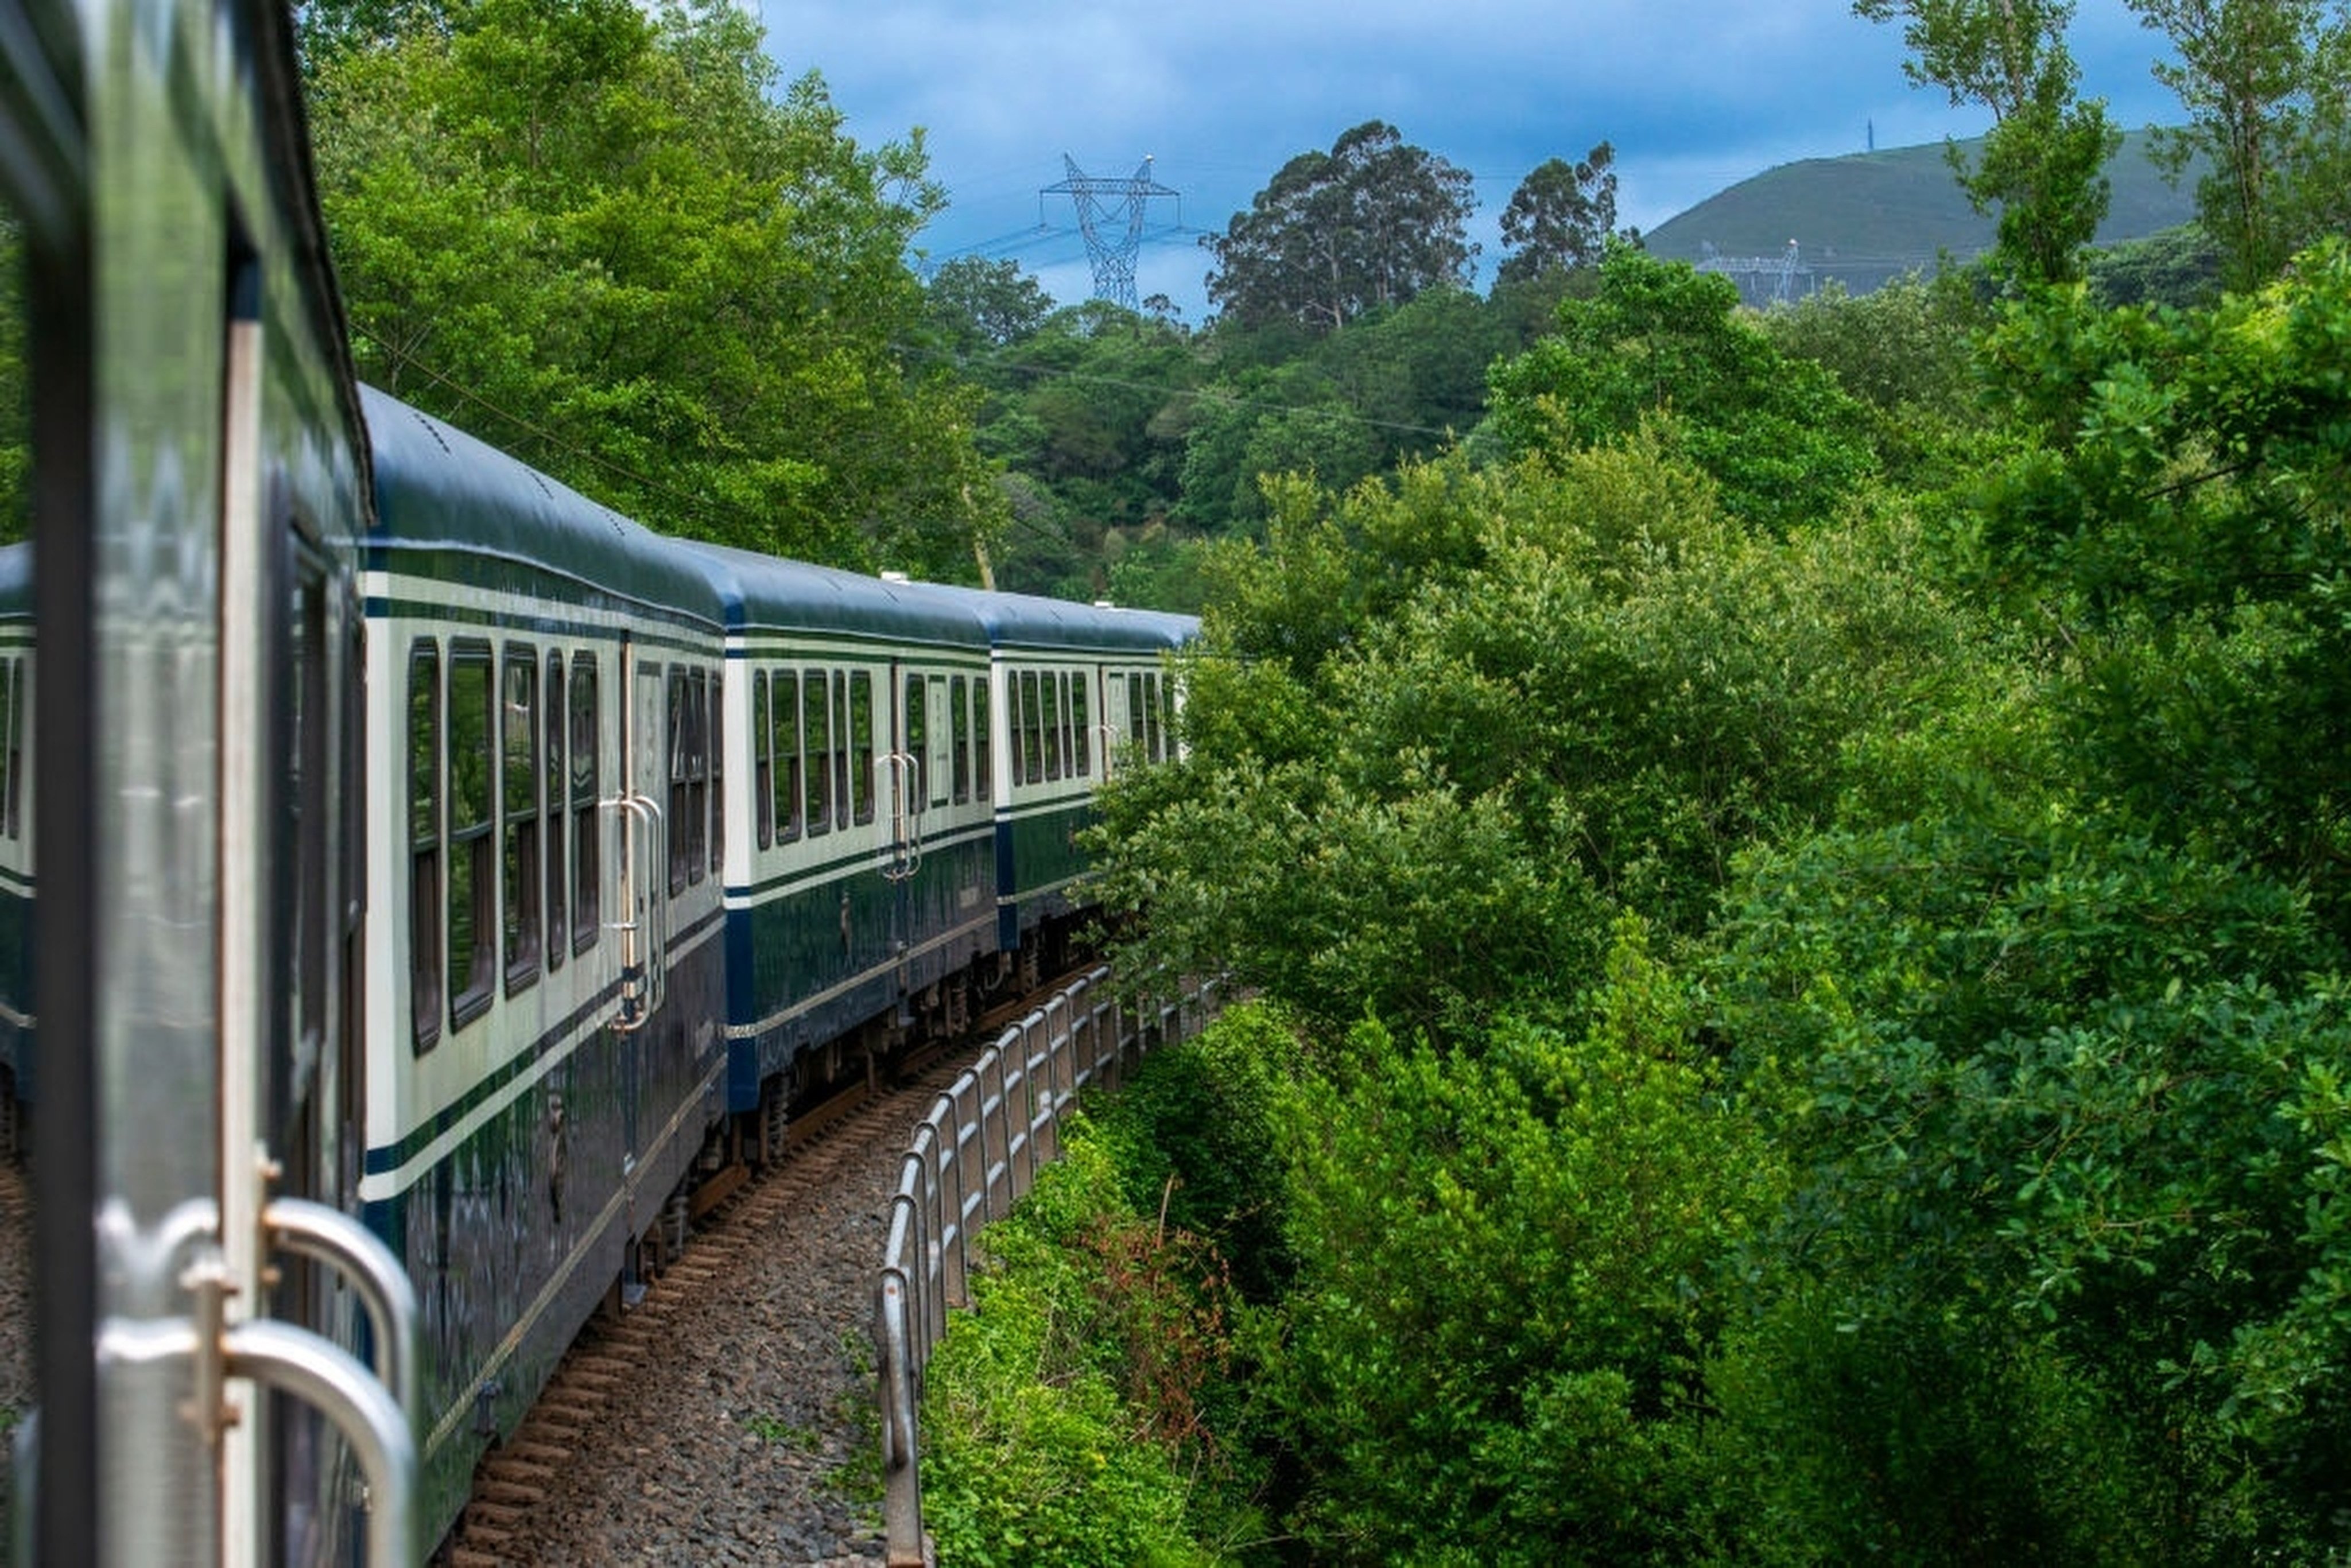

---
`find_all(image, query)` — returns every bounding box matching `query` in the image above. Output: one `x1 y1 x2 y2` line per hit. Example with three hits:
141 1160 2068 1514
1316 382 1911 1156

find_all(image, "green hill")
1644 129 2198 296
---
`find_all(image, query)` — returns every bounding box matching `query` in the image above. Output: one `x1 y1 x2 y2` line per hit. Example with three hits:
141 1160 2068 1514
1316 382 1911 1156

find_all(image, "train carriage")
357 386 732 1535
932 588 1193 975
680 545 1000 1149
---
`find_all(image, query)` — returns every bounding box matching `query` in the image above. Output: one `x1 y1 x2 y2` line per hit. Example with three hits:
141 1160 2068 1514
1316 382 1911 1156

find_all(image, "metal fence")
872 967 1219 1567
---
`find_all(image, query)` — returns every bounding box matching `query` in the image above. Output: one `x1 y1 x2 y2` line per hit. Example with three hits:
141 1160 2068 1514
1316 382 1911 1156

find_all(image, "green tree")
1202 121 1476 333
2126 0 2351 290
1855 0 2120 285
923 255 1054 356
1496 143 1620 285
306 0 1003 575
1484 246 1877 534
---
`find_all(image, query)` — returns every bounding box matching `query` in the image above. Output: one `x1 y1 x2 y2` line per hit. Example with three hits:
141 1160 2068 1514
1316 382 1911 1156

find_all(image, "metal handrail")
871 967 1218 1567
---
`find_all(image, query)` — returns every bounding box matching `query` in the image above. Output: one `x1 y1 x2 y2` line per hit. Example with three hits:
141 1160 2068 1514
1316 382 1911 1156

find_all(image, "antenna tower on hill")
1042 155 1180 310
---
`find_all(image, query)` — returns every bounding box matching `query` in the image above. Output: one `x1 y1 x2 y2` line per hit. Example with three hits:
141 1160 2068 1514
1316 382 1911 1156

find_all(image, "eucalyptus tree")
1495 142 1620 284
1202 121 1476 333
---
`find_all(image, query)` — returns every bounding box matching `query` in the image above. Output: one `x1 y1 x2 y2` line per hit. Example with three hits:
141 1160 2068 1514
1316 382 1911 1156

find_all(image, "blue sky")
754 1 2188 321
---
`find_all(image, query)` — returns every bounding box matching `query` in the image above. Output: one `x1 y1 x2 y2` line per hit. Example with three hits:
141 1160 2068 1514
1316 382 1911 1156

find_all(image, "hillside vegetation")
1646 130 2201 294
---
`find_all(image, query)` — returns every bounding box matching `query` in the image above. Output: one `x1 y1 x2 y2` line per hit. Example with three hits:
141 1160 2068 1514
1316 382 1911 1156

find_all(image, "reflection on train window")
903 674 926 809
802 669 831 835
1072 673 1091 778
928 677 949 808
502 646 540 992
975 679 991 802
753 671 772 849
1127 673 1145 750
848 670 872 826
409 641 443 1052
771 668 800 844
667 667 689 895
1019 670 1041 785
705 667 722 876
951 675 971 804
544 650 565 973
0 657 17 838
1045 672 1064 782
569 653 599 952
1143 673 1163 763
448 641 495 1030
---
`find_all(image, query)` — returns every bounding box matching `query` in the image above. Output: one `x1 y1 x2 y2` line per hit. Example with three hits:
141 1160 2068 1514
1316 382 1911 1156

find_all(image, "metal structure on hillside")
1041 155 1181 310
1697 238 1818 306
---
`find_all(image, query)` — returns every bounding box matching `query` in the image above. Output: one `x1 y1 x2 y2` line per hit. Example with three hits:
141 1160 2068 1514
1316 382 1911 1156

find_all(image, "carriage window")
447 642 495 1030
803 669 831 835
904 674 926 809
951 676 970 804
545 650 565 974
772 667 801 843
0 657 17 839
502 646 541 992
1144 672 1164 763
1071 674 1091 778
409 642 444 1051
754 670 772 850
1042 670 1062 782
1127 673 1146 749
849 670 874 825
929 677 951 808
693 667 713 882
709 667 724 875
668 668 704 892
1019 670 1042 785
570 653 600 953
975 678 991 803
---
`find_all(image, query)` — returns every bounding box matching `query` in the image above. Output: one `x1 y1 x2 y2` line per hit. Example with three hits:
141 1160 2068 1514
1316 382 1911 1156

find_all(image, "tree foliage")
2127 0 2351 290
1202 121 1475 334
1496 143 1620 285
1484 246 1878 533
304 0 1003 576
1854 0 2119 285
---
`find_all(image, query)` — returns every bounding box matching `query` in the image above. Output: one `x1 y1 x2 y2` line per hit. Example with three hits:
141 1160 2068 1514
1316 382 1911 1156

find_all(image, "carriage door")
617 648 670 1156
254 532 371 1565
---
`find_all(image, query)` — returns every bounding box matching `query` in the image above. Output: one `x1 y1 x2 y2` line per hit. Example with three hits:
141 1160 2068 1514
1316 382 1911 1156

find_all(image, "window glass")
1071 673 1090 778
708 667 723 876
1043 671 1062 781
1144 672 1163 763
753 670 772 850
803 668 831 833
928 677 950 807
501 647 540 989
975 678 991 802
448 643 495 1026
570 653 600 951
849 670 874 824
1127 673 1146 748
951 674 971 804
409 643 443 1051
1020 670 1042 785
904 673 926 810
667 668 690 893
545 651 565 973
772 667 801 843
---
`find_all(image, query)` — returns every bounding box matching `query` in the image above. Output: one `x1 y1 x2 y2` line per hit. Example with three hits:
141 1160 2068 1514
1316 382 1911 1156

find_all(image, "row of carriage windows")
747 667 878 849
409 638 608 1051
409 643 1177 1048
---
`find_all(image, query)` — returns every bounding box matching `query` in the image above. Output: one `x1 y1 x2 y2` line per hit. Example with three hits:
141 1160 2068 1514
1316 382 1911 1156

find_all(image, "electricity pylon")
1041 155 1180 310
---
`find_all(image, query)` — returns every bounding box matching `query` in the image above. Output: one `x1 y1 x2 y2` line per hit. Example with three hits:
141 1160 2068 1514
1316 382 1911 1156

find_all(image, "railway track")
443 968 1094 1566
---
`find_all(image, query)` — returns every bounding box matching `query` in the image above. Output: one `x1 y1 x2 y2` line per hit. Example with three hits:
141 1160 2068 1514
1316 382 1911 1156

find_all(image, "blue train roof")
359 386 725 626
898 580 1199 657
676 542 990 652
